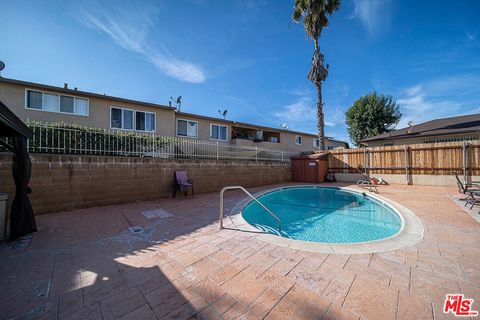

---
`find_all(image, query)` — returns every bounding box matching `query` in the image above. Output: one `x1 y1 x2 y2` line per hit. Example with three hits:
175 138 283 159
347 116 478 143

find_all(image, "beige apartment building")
0 77 347 152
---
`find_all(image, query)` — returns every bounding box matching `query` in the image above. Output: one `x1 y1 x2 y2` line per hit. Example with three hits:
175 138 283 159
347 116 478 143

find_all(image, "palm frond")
291 0 341 40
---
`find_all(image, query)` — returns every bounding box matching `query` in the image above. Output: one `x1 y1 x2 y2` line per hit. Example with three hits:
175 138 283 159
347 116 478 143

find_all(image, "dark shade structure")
0 100 36 240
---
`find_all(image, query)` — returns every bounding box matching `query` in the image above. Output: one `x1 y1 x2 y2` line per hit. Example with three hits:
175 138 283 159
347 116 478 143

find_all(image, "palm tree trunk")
316 83 325 150
313 39 325 151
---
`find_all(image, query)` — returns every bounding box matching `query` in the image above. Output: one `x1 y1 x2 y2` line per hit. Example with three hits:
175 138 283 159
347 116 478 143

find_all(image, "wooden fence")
328 141 480 182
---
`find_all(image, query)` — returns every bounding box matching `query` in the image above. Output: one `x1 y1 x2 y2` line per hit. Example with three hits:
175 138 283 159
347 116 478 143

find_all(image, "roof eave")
360 129 480 143
0 77 175 111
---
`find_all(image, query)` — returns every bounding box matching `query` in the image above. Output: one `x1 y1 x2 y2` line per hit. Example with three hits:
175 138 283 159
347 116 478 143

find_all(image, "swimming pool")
242 186 402 243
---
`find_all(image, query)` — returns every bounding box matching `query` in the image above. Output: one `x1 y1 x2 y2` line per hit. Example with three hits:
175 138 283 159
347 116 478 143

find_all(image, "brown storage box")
291 153 328 183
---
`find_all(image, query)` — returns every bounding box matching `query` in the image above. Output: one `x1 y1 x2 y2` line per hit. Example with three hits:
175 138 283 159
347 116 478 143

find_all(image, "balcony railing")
11 123 299 162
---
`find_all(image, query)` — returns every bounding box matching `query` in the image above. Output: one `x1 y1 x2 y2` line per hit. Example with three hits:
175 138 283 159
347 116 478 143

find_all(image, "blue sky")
1 0 479 142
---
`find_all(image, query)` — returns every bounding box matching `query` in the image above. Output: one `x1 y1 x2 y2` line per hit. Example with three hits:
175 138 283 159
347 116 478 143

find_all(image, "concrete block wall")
0 154 291 215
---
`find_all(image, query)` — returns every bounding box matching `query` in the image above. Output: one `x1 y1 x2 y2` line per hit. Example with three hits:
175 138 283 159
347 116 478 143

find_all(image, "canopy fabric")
0 101 33 138
0 100 36 240
9 136 36 240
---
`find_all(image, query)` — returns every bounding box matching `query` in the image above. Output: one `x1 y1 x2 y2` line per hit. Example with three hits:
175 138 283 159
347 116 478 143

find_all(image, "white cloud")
81 11 149 53
351 0 391 35
394 74 480 129
275 97 316 123
287 87 311 97
423 74 480 97
397 84 462 128
77 3 206 84
324 108 345 127
274 87 347 134
148 50 206 84
404 85 422 97
334 83 350 101
274 96 317 132
466 30 476 41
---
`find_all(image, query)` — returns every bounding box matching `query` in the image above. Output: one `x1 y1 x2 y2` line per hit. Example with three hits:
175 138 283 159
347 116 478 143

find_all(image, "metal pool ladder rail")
219 186 282 233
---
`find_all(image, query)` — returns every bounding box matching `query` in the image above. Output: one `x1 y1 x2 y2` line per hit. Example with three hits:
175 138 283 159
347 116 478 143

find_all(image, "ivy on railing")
25 121 178 157
8 121 297 162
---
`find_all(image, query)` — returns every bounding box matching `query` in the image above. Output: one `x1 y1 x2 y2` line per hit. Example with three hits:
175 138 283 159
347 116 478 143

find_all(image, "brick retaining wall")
0 154 291 215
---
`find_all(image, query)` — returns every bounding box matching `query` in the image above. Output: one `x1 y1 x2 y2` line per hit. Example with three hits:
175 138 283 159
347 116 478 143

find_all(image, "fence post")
255 146 258 162
404 145 409 185
363 148 367 177
216 141 219 160
463 141 467 184
469 143 473 181
152 134 155 157
281 150 284 162
367 149 371 176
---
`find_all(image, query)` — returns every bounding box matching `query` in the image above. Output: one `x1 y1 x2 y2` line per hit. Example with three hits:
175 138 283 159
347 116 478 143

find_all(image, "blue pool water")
242 187 402 243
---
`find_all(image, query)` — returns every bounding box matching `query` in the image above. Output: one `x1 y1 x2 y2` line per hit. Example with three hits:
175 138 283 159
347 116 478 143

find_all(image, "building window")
43 93 59 112
313 138 320 148
135 111 156 132
25 89 88 115
123 110 134 130
74 98 88 116
210 124 227 141
26 90 42 109
295 136 302 145
110 107 134 130
60 96 74 113
177 119 198 138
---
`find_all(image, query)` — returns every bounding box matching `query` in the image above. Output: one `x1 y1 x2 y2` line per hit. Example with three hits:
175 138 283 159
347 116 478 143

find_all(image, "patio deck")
0 183 479 320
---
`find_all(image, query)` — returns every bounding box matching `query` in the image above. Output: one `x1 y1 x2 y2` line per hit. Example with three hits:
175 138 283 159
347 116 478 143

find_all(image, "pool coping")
226 185 424 254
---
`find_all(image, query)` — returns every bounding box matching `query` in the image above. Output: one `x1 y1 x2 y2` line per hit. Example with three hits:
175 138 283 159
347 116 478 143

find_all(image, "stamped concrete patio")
0 183 479 320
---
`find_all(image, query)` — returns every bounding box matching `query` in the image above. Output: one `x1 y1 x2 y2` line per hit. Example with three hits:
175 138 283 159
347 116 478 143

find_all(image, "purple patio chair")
174 171 194 198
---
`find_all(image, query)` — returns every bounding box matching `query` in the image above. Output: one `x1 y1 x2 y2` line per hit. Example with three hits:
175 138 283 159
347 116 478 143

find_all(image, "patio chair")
174 171 194 199
453 172 480 208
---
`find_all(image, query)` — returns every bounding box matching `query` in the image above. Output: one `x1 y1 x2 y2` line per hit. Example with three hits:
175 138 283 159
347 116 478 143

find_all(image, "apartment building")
0 77 347 152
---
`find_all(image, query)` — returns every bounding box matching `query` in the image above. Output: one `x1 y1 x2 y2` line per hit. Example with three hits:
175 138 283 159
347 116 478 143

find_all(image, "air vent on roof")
407 121 414 133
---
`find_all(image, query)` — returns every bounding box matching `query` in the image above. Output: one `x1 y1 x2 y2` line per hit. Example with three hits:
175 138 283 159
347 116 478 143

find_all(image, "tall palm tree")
292 0 340 150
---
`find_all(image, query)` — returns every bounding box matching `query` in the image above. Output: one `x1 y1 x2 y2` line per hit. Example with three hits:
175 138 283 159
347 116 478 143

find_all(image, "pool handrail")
356 180 379 193
219 186 282 233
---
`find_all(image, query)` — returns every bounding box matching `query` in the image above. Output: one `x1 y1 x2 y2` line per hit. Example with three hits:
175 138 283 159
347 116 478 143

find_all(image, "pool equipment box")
291 153 328 183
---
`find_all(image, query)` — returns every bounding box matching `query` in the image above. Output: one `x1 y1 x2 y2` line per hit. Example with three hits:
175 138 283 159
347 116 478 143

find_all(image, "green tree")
345 92 402 146
292 0 340 151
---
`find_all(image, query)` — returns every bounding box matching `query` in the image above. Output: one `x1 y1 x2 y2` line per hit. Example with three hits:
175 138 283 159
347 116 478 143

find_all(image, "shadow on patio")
0 184 324 320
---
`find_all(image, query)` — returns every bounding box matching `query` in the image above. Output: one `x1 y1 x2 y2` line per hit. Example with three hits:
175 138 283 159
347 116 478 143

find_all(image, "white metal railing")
219 186 282 232
19 123 299 162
